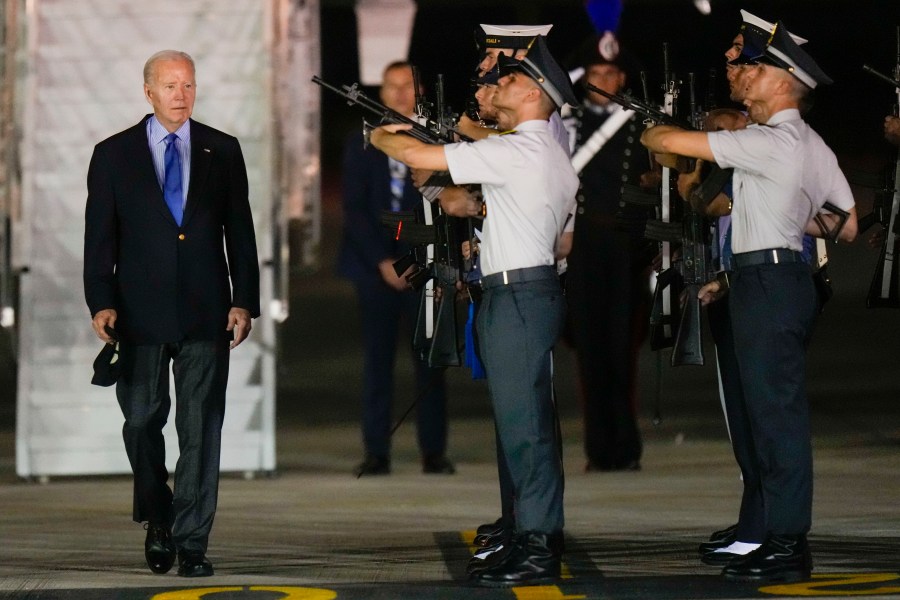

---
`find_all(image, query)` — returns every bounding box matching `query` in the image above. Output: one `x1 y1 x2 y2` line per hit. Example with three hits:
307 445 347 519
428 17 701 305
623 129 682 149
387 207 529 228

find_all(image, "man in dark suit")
83 50 260 578
337 61 453 477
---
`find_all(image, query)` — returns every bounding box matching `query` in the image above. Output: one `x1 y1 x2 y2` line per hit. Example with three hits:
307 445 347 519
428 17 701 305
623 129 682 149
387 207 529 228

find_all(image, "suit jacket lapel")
182 119 211 228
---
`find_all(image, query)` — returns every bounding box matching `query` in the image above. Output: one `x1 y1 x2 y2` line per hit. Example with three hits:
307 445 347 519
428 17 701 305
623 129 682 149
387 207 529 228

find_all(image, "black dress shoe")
144 523 176 574
471 532 561 588
353 455 390 477
699 523 738 555
467 538 512 575
422 454 456 474
177 551 214 577
476 517 512 537
722 534 811 583
709 523 739 543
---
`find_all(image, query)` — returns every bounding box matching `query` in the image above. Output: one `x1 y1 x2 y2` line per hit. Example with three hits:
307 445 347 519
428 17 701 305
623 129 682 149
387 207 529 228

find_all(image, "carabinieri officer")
641 23 857 583
370 35 578 587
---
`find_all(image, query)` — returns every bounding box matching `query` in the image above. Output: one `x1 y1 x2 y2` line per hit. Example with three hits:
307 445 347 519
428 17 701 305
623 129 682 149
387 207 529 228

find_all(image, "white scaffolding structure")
10 0 320 479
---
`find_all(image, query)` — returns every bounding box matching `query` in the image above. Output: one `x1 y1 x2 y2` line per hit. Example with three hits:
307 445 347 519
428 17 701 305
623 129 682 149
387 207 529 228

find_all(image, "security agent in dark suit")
83 50 260 578
337 61 453 477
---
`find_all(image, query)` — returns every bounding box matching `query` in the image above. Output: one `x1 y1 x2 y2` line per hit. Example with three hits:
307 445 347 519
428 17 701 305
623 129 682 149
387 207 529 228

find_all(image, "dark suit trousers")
116 339 230 554
729 262 817 536
477 271 565 533
354 279 447 459
708 297 765 543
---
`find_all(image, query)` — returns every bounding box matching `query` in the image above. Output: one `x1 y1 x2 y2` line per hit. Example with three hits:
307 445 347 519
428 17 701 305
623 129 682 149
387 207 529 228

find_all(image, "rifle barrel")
862 64 900 89
313 75 475 145
585 83 695 130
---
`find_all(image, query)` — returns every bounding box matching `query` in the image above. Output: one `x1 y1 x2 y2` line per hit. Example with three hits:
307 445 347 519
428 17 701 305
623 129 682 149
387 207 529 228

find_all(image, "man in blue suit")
337 61 453 477
84 50 260 578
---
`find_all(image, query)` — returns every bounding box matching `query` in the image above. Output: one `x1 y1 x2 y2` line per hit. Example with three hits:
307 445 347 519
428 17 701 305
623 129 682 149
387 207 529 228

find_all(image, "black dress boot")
474 517 513 547
722 533 811 582
467 537 513 575
472 532 561 588
698 523 738 554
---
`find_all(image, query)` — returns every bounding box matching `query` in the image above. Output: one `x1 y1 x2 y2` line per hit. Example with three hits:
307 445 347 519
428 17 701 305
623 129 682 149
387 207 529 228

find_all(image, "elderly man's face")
144 58 196 132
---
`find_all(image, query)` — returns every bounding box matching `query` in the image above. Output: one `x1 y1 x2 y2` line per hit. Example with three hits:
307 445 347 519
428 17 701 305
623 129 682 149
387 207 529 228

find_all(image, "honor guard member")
371 35 578 587
692 11 811 568
465 24 570 152
642 23 857 583
447 25 574 566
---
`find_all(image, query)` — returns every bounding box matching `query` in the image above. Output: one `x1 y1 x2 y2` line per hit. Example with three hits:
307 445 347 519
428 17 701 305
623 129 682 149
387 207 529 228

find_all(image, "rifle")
603 49 715 367
311 75 474 146
584 83 695 131
313 74 470 366
669 73 713 366
861 26 900 308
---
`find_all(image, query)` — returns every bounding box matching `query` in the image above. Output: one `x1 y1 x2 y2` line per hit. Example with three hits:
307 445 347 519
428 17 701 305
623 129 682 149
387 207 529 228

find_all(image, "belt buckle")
503 271 509 285
771 249 780 264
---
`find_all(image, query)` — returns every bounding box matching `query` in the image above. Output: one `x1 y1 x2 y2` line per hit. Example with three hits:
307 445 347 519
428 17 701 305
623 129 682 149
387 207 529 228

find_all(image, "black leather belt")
481 265 556 289
732 248 805 269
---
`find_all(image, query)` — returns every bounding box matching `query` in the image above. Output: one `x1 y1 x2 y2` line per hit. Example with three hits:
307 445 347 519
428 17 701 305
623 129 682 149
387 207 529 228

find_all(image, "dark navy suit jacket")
84 115 260 345
336 130 423 284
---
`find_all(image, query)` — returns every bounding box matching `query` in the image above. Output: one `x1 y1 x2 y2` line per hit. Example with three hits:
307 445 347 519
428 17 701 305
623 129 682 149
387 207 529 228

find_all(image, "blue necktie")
388 158 406 212
164 133 183 226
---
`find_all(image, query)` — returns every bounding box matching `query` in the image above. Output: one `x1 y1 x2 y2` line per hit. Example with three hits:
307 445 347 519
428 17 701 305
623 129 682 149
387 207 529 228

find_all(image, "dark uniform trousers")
354 279 447 460
707 296 765 543
729 261 817 535
477 266 565 534
116 338 230 554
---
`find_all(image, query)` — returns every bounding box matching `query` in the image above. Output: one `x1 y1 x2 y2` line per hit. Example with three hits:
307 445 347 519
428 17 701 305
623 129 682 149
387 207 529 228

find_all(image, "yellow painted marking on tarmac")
759 573 900 596
151 586 337 599
512 585 585 600
461 529 478 552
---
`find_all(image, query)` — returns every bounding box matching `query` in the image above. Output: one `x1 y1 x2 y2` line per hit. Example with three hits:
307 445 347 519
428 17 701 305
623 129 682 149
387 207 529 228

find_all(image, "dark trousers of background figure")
116 339 230 555
353 279 448 461
566 228 645 468
707 297 765 544
477 270 565 534
729 262 817 536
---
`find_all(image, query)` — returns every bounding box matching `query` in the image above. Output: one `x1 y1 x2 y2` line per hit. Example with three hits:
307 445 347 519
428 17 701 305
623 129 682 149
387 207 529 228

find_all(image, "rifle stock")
671 284 704 366
670 208 711 366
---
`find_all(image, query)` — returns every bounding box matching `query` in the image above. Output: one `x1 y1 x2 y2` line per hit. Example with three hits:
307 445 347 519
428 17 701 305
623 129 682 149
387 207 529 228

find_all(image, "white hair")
143 50 195 84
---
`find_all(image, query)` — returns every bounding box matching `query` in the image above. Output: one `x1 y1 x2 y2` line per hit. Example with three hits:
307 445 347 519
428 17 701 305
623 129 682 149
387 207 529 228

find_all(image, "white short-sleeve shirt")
444 119 579 276
708 108 855 254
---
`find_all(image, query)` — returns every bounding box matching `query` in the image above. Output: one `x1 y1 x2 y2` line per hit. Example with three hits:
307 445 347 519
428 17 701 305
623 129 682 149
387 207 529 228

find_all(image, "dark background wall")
320 0 899 173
